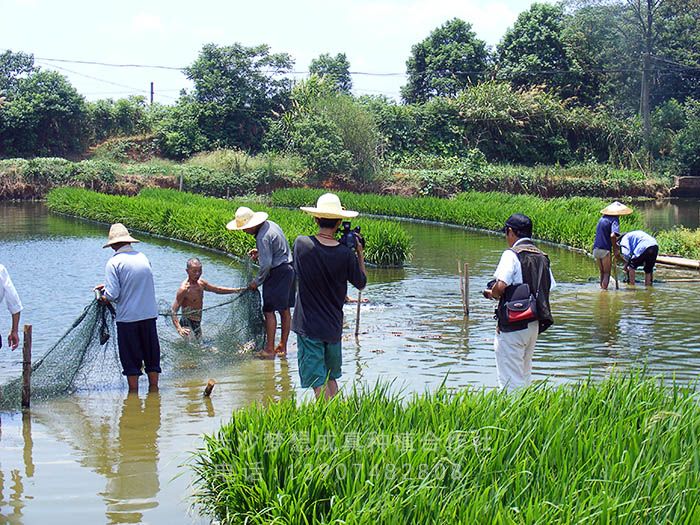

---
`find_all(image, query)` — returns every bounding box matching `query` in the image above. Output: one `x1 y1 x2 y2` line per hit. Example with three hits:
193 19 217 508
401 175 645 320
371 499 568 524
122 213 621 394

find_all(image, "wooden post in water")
22 325 32 409
203 379 216 397
179 172 184 192
354 290 362 337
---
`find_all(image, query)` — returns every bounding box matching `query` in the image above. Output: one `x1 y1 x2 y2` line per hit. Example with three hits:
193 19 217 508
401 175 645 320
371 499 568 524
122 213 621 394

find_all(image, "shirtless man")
171 258 243 339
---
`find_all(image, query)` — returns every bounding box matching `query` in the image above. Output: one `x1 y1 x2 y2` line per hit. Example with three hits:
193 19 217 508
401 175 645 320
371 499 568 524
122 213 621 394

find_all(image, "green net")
0 275 265 410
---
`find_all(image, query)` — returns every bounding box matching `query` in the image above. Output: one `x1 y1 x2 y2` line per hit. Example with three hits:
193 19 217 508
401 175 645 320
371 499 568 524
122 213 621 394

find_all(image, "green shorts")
297 334 342 389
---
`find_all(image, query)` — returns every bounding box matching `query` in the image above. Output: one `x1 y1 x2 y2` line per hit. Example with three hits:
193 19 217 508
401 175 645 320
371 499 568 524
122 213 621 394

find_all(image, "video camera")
338 221 365 250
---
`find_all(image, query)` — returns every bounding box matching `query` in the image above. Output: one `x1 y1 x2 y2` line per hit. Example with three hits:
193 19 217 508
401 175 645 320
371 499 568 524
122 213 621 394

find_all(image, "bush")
672 100 700 176
656 227 700 259
91 134 161 163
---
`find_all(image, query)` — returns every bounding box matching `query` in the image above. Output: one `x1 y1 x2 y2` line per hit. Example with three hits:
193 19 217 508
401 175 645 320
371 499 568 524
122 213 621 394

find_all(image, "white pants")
494 321 539 392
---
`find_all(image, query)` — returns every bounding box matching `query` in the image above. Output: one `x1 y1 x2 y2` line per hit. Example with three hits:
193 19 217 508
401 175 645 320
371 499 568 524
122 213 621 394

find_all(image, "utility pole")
150 82 154 105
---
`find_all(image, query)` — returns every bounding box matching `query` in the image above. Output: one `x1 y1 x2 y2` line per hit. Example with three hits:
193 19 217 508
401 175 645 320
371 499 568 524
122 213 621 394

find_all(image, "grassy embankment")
1 149 672 200
191 375 700 524
273 189 700 258
46 188 411 267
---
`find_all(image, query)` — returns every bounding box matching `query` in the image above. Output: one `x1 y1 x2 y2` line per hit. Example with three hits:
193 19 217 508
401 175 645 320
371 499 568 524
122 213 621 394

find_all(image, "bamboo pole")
22 325 32 409
463 263 469 317
458 261 465 313
354 290 362 337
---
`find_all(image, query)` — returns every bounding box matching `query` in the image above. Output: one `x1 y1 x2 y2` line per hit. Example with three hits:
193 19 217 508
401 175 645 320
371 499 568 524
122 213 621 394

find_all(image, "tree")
185 43 294 152
497 4 581 97
0 70 88 158
401 18 489 103
0 50 35 94
309 53 352 93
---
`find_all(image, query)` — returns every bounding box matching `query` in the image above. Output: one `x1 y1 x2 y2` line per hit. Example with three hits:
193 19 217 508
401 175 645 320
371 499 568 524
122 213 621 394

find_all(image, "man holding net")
171 257 245 340
96 223 160 393
227 207 295 359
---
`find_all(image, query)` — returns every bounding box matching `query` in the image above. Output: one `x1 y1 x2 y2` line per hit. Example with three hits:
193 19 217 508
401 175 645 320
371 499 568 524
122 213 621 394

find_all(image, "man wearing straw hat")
96 223 160 393
593 201 632 290
294 193 367 399
227 207 294 358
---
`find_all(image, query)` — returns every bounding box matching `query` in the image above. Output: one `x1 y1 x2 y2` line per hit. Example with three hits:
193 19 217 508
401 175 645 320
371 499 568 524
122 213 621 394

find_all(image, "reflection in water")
104 392 161 524
0 411 33 523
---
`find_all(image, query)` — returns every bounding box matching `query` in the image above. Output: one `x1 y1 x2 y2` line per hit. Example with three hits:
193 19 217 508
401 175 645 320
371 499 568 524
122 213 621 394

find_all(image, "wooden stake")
22 325 32 409
463 262 470 317
354 290 362 337
203 379 216 397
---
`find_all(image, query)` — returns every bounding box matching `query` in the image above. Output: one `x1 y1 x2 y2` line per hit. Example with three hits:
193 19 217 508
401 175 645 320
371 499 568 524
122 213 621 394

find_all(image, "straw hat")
300 193 358 219
103 223 140 248
600 201 633 216
226 206 269 231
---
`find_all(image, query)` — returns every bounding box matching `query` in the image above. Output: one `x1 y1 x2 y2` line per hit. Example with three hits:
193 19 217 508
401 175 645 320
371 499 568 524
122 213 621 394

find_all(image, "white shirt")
0 264 23 315
493 238 556 289
104 245 159 323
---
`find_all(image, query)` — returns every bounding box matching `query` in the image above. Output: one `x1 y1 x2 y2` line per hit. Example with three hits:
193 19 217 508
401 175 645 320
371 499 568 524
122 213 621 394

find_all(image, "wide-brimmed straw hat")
300 193 358 219
226 206 269 231
103 223 140 248
600 201 633 216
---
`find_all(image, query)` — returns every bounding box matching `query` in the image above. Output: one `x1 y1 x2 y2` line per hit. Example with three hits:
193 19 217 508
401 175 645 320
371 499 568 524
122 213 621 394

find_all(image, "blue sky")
1 0 551 103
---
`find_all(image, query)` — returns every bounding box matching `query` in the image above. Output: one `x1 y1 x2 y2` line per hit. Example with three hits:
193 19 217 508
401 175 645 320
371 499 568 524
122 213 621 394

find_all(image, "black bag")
500 283 537 324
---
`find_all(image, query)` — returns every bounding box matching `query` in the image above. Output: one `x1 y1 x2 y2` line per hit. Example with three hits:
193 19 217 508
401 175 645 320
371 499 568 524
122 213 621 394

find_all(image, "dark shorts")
180 316 202 338
629 245 659 274
296 334 342 388
262 263 295 313
116 318 161 376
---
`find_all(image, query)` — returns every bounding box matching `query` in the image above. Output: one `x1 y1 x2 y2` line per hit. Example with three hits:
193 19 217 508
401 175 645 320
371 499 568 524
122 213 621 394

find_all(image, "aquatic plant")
191 375 700 524
271 189 645 251
657 227 700 259
46 188 411 267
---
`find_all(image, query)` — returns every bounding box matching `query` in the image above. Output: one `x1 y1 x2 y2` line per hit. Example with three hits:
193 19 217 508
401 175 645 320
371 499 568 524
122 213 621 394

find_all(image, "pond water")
1 201 699 524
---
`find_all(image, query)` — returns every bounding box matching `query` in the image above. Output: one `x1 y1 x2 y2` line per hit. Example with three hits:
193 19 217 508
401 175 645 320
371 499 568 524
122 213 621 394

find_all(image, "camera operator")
292 193 367 399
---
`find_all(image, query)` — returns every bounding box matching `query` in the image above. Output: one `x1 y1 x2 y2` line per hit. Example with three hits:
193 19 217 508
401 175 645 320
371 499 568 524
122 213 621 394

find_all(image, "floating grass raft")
191 375 700 524
271 189 644 252
47 188 411 267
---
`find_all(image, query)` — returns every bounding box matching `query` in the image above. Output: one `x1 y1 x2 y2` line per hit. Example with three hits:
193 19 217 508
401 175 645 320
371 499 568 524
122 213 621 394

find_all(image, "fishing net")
0 272 265 410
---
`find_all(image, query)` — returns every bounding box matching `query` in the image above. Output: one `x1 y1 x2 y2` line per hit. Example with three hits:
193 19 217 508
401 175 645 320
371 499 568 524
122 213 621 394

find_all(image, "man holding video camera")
483 214 555 392
293 193 367 399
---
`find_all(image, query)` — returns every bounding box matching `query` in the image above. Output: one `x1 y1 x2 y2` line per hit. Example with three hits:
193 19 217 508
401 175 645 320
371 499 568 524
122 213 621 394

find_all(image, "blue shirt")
255 221 292 286
620 231 658 261
593 215 620 251
104 245 159 323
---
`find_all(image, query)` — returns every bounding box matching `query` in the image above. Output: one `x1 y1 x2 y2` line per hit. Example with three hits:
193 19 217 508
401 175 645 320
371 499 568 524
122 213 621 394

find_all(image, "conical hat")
600 201 633 216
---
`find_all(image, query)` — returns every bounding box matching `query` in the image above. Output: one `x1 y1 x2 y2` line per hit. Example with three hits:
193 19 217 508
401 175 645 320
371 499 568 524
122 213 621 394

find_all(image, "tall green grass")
46 188 411 267
191 375 700 524
657 227 700 259
272 189 644 251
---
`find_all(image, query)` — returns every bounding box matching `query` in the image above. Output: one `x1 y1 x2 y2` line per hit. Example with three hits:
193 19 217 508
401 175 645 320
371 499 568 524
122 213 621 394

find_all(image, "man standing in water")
293 193 367 399
618 230 658 287
0 263 22 350
171 257 244 339
483 214 555 391
592 201 631 289
227 207 295 358
96 223 160 393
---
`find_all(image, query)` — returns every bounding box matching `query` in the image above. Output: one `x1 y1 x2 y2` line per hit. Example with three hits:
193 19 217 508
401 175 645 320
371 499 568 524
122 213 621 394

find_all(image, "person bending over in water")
171 258 244 339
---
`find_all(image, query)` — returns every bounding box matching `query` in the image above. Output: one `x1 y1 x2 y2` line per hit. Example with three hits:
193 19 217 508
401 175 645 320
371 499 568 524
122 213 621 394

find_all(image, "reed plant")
46 188 411 267
191 375 700 524
272 189 644 251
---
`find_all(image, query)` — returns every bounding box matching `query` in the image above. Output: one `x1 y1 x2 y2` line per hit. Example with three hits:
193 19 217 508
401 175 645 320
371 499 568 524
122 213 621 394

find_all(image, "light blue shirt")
620 231 657 261
255 221 292 286
104 245 159 323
